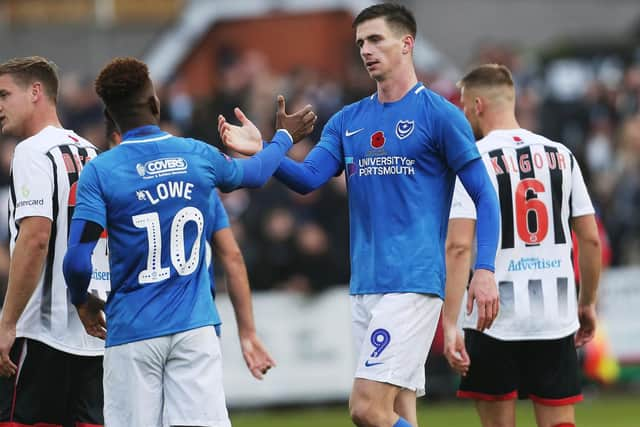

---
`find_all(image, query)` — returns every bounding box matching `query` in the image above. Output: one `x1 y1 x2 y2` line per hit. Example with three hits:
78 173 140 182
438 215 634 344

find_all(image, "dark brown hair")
94 57 151 108
0 56 59 102
353 3 417 38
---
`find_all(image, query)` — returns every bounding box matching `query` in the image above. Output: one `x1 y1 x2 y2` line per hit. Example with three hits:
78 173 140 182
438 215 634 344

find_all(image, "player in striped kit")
0 56 105 426
443 64 602 427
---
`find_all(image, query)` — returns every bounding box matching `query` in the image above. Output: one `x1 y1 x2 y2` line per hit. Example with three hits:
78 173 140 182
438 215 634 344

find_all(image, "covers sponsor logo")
21 185 30 198
17 199 44 208
507 257 561 272
136 157 188 178
395 120 414 139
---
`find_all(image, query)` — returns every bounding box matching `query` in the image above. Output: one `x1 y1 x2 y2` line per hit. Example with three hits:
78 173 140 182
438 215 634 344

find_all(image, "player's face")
460 86 483 140
355 17 406 82
0 74 32 138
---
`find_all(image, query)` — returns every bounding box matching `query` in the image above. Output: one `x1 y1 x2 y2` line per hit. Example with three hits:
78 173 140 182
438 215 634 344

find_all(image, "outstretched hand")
218 107 263 156
76 293 107 340
275 95 317 143
239 332 276 380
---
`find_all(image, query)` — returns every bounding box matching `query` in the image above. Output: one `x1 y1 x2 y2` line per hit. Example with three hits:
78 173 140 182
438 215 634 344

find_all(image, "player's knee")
350 398 387 427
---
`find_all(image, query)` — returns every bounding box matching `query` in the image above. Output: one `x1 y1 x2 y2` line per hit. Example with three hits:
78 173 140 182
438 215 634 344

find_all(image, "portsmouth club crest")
395 120 414 140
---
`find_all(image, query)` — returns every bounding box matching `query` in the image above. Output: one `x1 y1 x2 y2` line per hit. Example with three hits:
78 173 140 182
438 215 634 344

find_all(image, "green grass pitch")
229 394 639 427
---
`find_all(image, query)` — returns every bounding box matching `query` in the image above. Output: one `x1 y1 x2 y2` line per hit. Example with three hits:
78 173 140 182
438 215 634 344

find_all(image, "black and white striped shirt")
7 126 105 355
450 128 594 340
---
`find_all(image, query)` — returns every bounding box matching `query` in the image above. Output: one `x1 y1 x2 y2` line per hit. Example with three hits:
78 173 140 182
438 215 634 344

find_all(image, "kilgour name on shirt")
491 151 566 176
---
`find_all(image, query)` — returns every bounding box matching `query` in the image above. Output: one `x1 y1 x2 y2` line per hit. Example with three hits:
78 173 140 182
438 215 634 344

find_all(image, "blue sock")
393 417 413 427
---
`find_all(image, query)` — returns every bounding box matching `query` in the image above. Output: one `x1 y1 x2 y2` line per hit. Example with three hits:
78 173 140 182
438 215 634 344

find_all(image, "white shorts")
351 293 442 397
104 325 230 427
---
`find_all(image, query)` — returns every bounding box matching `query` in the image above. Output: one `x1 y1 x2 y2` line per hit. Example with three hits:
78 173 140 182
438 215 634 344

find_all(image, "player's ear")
30 81 43 102
402 35 414 54
474 97 484 115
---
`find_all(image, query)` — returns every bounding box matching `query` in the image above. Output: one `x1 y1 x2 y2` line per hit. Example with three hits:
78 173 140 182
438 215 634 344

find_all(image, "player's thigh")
70 354 104 426
104 337 167 427
458 330 519 401
353 293 442 398
475 400 517 427
520 335 582 406
164 326 230 427
0 338 68 424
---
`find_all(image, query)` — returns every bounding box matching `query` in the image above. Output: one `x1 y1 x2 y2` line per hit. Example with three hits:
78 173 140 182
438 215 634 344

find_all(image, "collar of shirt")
121 125 166 142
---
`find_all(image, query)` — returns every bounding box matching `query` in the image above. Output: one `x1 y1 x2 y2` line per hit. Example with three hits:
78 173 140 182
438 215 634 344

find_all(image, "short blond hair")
457 64 514 90
0 56 59 102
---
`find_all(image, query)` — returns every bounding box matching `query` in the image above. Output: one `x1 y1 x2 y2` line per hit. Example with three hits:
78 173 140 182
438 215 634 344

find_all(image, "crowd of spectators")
0 42 639 302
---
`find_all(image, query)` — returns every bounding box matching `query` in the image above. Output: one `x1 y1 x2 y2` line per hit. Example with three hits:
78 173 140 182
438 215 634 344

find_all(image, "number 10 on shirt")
132 207 204 284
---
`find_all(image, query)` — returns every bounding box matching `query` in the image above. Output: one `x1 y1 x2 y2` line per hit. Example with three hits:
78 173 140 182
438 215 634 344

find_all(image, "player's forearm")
238 130 293 188
577 233 601 307
443 243 472 328
222 252 256 335
274 146 339 194
0 234 49 327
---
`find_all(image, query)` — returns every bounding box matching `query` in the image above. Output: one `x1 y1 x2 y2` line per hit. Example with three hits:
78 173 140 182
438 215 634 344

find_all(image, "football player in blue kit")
62 57 313 427
218 4 501 427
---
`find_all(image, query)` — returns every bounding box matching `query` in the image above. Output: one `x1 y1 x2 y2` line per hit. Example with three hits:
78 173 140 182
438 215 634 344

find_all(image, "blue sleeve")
274 146 341 194
210 192 229 233
72 162 107 228
457 158 499 272
315 110 345 167
63 219 101 306
433 98 480 172
209 130 293 192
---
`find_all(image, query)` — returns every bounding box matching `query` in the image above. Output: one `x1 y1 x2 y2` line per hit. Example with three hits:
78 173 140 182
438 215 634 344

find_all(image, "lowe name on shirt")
136 180 194 205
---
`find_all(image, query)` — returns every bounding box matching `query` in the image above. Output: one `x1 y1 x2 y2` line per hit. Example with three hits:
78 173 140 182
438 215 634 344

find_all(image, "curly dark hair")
94 57 151 107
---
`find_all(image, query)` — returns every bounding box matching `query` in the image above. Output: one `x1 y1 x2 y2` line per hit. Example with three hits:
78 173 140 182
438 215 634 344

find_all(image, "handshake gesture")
217 95 317 155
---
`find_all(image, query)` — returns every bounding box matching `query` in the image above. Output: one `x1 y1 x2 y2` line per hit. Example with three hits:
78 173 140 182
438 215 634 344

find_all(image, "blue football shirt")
73 126 242 347
317 83 480 298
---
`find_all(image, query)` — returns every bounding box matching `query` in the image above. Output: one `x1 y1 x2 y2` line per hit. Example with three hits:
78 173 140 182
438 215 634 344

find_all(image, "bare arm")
213 228 275 379
442 218 475 375
444 219 475 327
214 228 254 335
0 216 51 376
572 214 601 347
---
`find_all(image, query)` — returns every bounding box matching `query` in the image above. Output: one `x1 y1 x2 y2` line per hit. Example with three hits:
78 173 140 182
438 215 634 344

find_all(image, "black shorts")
0 338 103 427
458 329 582 406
